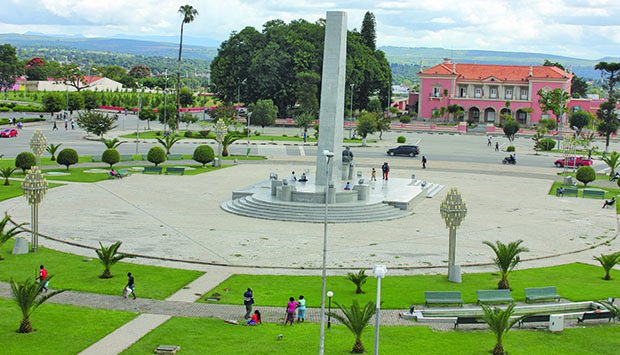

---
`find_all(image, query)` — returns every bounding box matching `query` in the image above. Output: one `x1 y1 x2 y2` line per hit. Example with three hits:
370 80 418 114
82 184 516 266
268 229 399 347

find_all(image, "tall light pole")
440 188 468 283
373 265 387 355
246 112 252 158
22 129 48 252
164 70 169 135
319 150 334 355
327 291 334 328
136 83 143 155
349 83 354 139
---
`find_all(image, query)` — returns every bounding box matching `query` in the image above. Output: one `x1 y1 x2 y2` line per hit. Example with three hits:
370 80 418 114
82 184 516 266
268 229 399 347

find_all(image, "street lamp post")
22 129 49 252
29 129 47 166
319 150 334 355
440 188 468 283
136 83 143 155
349 83 354 139
373 265 387 355
327 291 334 328
246 112 252 158
214 119 228 167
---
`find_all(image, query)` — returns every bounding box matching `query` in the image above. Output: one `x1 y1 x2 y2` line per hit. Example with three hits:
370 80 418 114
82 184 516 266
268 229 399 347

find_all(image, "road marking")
299 145 305 156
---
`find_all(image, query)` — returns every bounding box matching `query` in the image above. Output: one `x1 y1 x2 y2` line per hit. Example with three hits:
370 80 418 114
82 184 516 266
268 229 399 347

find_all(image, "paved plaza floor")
1 158 617 273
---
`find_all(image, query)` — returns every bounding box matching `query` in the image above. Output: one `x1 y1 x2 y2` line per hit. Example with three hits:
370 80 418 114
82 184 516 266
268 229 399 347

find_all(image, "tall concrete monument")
315 11 347 186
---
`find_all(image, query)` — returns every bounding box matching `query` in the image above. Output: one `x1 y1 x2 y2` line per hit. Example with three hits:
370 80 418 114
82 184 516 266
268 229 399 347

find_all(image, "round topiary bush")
101 148 120 168
576 166 596 187
57 148 79 171
147 146 166 166
538 138 556 151
506 145 516 152
184 131 193 138
399 115 411 123
397 136 406 143
199 130 211 138
193 145 215 167
15 152 36 172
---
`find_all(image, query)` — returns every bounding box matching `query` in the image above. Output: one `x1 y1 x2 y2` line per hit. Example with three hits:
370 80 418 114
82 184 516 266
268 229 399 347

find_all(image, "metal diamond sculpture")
440 188 467 282
22 166 48 252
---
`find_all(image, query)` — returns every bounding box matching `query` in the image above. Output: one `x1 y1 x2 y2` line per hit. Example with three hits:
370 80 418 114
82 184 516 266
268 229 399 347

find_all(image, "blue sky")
1 0 619 59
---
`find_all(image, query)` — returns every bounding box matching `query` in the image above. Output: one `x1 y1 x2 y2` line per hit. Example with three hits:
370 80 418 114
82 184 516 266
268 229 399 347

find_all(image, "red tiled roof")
420 63 571 81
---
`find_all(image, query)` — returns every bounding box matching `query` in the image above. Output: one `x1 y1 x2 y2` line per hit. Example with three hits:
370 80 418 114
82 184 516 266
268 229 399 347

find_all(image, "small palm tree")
346 269 368 294
95 241 129 278
0 166 17 186
10 276 65 333
593 252 620 280
45 143 62 161
481 303 520 355
327 300 376 354
156 135 182 155
600 300 620 321
102 138 123 149
0 214 26 260
483 240 529 289
221 133 240 157
602 151 620 176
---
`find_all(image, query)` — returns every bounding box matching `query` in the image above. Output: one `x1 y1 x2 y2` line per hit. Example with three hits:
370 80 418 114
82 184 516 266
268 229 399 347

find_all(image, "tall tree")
595 61 620 99
538 87 570 148
56 64 90 91
595 62 620 152
0 44 21 96
176 4 199 128
248 99 278 129
360 11 377 51
296 71 320 114
543 60 588 98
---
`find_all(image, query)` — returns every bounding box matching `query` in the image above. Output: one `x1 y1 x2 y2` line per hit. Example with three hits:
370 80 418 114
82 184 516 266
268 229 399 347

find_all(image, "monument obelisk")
315 11 347 186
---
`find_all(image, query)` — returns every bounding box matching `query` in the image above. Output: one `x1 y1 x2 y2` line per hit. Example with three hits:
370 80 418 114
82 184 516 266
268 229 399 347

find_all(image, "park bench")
518 314 550 328
424 291 464 307
582 188 605 199
476 289 514 304
143 166 163 174
577 311 614 324
167 154 184 160
562 187 578 197
118 169 130 178
454 317 484 329
120 154 134 162
524 287 561 303
165 167 185 175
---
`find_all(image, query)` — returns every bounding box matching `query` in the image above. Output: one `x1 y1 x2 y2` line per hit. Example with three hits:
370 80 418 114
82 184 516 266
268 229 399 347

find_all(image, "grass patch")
0 156 93 169
200 263 618 309
122 316 620 355
12 166 111 183
0 297 136 355
558 172 609 181
548 181 620 213
0 182 63 202
0 239 203 300
121 131 373 144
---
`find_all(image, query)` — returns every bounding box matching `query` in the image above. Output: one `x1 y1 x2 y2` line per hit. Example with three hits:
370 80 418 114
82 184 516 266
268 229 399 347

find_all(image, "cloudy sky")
1 0 619 59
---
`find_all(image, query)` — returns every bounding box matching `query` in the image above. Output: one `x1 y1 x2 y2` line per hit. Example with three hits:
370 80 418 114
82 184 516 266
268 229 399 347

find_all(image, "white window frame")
505 88 512 99
520 89 528 100
433 87 441 97
474 88 482 98
459 87 466 97
490 88 497 99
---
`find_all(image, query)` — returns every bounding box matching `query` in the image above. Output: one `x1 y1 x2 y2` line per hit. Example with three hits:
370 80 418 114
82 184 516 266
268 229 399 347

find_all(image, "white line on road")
298 145 305 156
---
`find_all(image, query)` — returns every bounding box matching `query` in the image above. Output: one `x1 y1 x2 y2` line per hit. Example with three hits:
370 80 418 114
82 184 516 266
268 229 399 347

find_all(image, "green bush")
199 130 210 138
101 148 120 168
147 146 166 166
254 131 261 136
192 145 215 167
506 145 515 152
539 138 556 151
155 131 162 136
15 152 36 172
57 148 79 171
397 136 406 143
576 166 596 187
399 115 411 123
184 131 193 138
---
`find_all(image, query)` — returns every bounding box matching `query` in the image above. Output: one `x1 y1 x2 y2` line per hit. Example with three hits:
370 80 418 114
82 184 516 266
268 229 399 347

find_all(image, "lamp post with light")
373 265 387 355
22 129 49 252
439 188 468 283
327 290 334 328
246 112 252 158
349 83 354 139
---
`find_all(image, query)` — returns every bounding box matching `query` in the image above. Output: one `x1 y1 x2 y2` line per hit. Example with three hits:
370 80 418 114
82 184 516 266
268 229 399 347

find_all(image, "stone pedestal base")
448 265 462 283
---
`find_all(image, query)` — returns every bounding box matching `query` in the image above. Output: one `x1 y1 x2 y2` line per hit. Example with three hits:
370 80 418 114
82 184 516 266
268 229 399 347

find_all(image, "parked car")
387 145 420 157
0 128 18 138
554 156 592 168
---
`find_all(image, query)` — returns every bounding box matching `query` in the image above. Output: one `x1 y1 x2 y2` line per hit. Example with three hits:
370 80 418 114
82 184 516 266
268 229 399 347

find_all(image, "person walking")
64 119 68 130
70 119 75 130
125 272 136 300
487 136 492 147
38 265 49 292
297 295 306 323
371 168 377 181
285 297 298 326
52 121 58 131
382 162 390 180
495 142 499 151
422 156 427 169
243 288 254 319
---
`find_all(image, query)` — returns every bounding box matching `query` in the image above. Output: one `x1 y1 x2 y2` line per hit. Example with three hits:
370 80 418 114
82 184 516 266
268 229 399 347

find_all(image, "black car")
387 145 419 157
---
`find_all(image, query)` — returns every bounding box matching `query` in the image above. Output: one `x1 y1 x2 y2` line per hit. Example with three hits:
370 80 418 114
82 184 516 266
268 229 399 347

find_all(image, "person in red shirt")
39 265 49 292
244 310 261 326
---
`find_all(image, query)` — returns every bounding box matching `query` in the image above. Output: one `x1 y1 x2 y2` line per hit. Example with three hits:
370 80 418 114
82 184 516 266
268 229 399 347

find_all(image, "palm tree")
593 252 620 280
600 300 620 321
221 133 239 157
346 269 369 294
481 303 520 355
176 5 199 127
156 135 182 155
0 166 16 186
327 300 376 354
483 240 529 289
0 214 26 259
46 143 62 161
101 138 123 149
95 241 129 278
10 276 65 333
602 152 620 176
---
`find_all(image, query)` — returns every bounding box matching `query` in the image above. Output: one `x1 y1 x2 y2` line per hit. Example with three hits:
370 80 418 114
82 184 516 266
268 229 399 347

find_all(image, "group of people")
7 117 23 128
242 288 306 326
488 136 500 151
36 265 136 300
290 171 308 183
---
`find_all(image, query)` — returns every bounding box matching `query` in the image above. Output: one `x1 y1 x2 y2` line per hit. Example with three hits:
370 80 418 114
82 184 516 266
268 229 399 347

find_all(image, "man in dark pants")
422 156 427 169
126 272 136 300
244 288 254 319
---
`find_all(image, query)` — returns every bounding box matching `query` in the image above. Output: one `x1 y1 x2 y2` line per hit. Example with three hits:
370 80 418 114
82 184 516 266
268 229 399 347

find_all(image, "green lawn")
0 298 136 355
0 182 63 202
121 131 371 144
12 166 111 183
0 240 204 300
122 316 620 355
200 263 619 309
548 181 620 213
559 172 609 181
0 155 93 168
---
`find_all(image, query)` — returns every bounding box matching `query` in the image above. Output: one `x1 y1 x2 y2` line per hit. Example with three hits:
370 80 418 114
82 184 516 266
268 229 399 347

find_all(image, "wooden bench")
424 291 464 307
562 187 578 196
577 311 614 324
120 154 134 162
582 188 605 199
477 289 514 304
165 167 185 175
524 287 561 303
518 314 550 327
454 317 484 329
167 154 184 160
143 166 163 174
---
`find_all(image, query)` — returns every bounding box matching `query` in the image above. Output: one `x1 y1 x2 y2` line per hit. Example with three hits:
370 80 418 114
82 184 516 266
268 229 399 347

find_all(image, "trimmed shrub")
101 148 120 168
397 136 406 143
57 148 79 170
399 115 411 123
576 166 596 187
147 146 166 166
15 152 36 172
539 138 556 151
193 145 215 167
506 145 515 152
199 130 211 138
184 130 193 138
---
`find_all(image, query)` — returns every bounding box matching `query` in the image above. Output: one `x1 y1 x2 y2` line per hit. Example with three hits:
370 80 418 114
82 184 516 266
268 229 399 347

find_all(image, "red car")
554 156 592 168
0 128 18 138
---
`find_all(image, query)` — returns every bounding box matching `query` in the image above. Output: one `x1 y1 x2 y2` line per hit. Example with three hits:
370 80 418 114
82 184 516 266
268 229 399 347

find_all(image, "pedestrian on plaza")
290 171 297 183
297 295 306 323
244 310 261 326
285 297 298 326
303 131 307 143
371 168 377 181
487 136 492 147
244 288 254 319
64 119 68 130
70 119 75 130
495 142 499 151
125 272 136 300
52 121 58 131
38 265 49 292
422 156 427 169
382 162 390 180
344 182 351 190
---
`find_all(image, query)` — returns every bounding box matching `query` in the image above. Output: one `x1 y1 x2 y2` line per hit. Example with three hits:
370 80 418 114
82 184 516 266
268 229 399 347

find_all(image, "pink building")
418 59 573 125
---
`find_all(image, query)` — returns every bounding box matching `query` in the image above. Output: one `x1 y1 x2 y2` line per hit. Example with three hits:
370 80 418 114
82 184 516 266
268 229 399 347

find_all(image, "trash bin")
549 314 564 332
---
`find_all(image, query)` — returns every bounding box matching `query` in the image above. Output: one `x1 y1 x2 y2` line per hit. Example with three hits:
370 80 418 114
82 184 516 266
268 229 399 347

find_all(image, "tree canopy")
360 12 377 51
0 44 21 93
248 99 278 128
